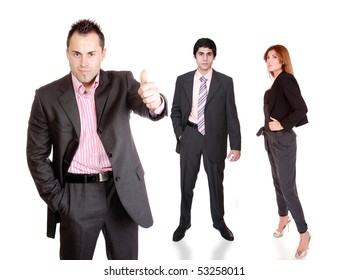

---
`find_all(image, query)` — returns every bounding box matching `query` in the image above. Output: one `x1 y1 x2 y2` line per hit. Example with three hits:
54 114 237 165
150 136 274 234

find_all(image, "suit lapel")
94 70 111 127
183 70 219 107
57 71 111 136
183 71 195 107
206 70 220 104
57 76 81 136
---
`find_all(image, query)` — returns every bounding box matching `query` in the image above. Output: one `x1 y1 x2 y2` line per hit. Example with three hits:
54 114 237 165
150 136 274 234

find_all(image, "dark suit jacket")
267 71 308 131
27 70 167 238
171 69 241 162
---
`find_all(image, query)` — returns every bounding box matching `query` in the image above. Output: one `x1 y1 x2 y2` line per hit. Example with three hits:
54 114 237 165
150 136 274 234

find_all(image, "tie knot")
200 76 207 83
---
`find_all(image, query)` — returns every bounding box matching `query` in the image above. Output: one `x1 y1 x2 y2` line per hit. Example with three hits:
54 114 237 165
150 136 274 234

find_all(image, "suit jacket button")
115 176 121 182
97 128 102 134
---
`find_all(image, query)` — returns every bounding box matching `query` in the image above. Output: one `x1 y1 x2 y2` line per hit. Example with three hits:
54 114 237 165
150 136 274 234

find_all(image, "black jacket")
267 71 308 131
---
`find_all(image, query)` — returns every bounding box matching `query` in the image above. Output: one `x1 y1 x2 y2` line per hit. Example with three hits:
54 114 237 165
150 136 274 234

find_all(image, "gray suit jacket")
27 70 167 238
171 69 241 162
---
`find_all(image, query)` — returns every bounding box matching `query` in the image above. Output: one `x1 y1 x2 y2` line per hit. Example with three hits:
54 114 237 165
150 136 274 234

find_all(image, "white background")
1 0 348 279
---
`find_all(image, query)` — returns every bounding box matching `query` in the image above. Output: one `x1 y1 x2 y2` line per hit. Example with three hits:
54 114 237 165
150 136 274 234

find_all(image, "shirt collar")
195 68 213 81
71 73 100 96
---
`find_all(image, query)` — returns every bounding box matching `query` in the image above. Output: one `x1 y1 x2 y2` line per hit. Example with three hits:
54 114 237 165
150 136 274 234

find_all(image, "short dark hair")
66 19 105 49
193 38 217 57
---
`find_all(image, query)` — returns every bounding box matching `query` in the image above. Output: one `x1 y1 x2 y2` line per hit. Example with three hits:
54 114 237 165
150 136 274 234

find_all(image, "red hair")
263 44 294 77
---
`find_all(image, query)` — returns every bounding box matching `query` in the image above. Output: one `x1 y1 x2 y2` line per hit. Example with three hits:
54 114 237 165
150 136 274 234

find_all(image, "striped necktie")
197 76 208 135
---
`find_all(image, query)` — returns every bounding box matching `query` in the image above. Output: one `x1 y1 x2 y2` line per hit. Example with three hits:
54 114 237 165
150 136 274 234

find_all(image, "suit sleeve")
226 77 241 151
170 76 184 140
26 91 63 213
279 75 308 131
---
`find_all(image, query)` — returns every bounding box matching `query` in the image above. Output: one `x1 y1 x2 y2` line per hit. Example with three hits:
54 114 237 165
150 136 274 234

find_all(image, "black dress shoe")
214 223 234 241
172 224 191 242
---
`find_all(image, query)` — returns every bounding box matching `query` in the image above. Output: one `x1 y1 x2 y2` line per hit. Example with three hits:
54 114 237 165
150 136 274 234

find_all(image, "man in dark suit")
26 19 167 260
171 38 241 242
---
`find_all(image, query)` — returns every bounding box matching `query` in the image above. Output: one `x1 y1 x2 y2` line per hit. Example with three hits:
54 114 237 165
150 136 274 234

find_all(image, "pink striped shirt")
68 73 112 174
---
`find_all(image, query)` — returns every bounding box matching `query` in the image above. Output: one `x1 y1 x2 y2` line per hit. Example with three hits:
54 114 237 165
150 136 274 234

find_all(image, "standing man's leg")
173 126 204 241
202 151 225 227
202 145 234 241
102 181 138 260
59 181 108 260
178 126 204 228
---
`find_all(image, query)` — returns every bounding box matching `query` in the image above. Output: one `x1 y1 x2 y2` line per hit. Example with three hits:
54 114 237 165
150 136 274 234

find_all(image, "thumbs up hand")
138 69 162 110
140 69 148 85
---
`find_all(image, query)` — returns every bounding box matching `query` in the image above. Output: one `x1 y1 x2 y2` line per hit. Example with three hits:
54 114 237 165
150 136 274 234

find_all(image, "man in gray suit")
26 19 167 260
171 38 241 242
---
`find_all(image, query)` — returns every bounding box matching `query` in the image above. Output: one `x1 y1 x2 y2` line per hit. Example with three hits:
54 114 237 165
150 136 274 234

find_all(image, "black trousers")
58 179 138 260
264 130 308 233
178 125 225 229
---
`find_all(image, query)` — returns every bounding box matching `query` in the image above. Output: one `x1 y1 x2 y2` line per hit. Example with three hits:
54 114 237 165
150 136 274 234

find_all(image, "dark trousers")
264 130 308 233
59 179 138 260
179 125 225 229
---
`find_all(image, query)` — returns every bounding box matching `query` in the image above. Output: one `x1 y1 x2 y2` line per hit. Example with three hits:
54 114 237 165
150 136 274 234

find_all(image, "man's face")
66 32 106 90
194 47 215 74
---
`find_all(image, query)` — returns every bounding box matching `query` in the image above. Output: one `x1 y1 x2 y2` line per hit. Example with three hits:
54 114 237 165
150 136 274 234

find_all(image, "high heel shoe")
295 232 311 259
273 217 291 238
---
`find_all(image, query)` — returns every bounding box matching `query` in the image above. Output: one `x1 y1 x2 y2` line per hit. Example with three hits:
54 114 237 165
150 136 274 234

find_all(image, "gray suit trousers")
179 125 225 229
58 178 138 260
264 130 308 233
